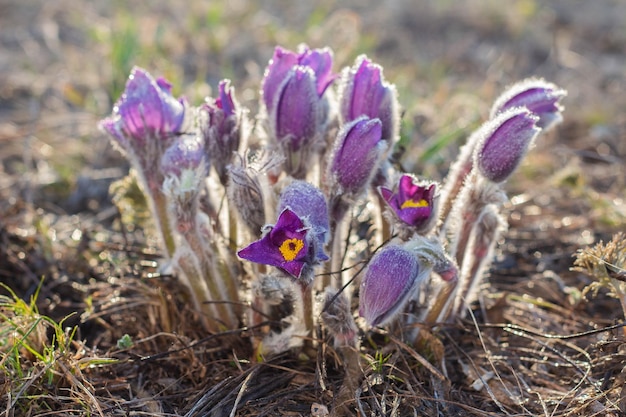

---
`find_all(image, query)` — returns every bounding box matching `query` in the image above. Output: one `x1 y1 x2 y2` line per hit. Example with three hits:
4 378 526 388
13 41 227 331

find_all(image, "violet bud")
273 66 321 151
474 107 540 183
328 116 386 197
359 244 426 327
100 67 186 151
339 55 399 142
278 180 330 247
490 78 566 130
238 207 328 284
262 45 335 116
379 174 439 235
160 134 206 181
200 79 245 185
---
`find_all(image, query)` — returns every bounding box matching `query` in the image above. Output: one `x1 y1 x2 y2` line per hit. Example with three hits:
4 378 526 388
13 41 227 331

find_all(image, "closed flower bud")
475 107 540 183
200 79 245 185
379 174 439 235
328 116 386 197
261 45 336 178
339 55 399 142
490 78 566 130
100 67 186 153
359 244 427 327
262 45 335 116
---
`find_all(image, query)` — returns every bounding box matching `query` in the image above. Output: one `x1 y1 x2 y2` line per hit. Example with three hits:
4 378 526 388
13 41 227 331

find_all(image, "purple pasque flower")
261 45 336 178
359 244 421 327
379 174 438 234
200 79 244 184
328 116 386 196
278 180 330 262
262 45 335 115
238 208 327 282
100 66 186 151
475 107 540 183
490 78 566 130
339 55 399 142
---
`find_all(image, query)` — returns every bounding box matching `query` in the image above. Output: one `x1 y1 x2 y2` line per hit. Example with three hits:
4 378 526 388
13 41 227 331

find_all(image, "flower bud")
379 174 439 235
100 67 186 152
490 78 566 130
200 79 245 185
359 244 427 327
278 180 330 247
474 107 540 183
339 55 399 142
262 45 335 116
328 116 386 197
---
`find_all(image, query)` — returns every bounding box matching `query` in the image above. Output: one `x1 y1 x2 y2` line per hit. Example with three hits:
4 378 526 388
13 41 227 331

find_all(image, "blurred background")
1 0 625 216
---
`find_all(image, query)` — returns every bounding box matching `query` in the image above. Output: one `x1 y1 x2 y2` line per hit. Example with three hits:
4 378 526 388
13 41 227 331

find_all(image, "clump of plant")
100 44 565 407
574 232 626 320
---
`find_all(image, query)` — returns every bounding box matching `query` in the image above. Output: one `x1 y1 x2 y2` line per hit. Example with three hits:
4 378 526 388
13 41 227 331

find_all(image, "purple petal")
262 47 299 114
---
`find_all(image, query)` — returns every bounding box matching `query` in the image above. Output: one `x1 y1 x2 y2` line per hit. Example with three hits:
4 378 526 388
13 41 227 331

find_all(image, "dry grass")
1 0 626 415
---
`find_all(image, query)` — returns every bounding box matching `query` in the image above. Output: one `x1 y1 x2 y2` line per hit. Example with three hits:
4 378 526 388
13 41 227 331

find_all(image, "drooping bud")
339 55 399 143
359 244 428 327
200 79 245 185
100 66 186 153
379 174 439 236
328 116 386 197
490 78 566 130
474 107 540 183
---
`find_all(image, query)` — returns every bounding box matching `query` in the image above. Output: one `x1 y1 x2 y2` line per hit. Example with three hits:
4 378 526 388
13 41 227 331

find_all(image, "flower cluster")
100 45 566 358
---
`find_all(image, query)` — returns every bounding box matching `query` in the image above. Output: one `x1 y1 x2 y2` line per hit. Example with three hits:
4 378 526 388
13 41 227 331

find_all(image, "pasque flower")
490 78 566 130
379 174 438 234
238 208 323 281
359 244 422 327
261 45 336 177
100 66 186 152
339 55 399 142
262 45 335 115
474 107 541 183
328 116 386 196
200 79 244 184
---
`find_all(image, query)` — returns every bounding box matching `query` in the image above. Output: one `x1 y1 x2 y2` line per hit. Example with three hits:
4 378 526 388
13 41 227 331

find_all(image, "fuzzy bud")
339 55 399 143
321 288 358 348
475 107 540 183
490 78 566 130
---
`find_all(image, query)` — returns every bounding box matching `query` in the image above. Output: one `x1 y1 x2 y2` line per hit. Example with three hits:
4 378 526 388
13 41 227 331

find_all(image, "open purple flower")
328 116 386 196
238 208 325 282
200 79 244 184
339 55 399 142
475 107 540 183
490 78 566 130
100 66 186 151
379 174 438 234
278 180 330 263
359 244 421 327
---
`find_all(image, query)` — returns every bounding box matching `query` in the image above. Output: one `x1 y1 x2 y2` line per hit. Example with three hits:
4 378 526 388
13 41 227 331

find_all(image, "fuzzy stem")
332 345 361 416
299 281 314 346
149 183 177 259
176 252 219 333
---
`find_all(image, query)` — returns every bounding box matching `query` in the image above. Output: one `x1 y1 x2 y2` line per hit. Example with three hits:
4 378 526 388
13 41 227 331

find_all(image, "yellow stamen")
279 238 304 261
400 199 429 209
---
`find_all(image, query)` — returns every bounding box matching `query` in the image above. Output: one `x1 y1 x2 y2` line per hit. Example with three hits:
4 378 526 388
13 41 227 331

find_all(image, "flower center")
400 199 429 209
279 238 305 261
